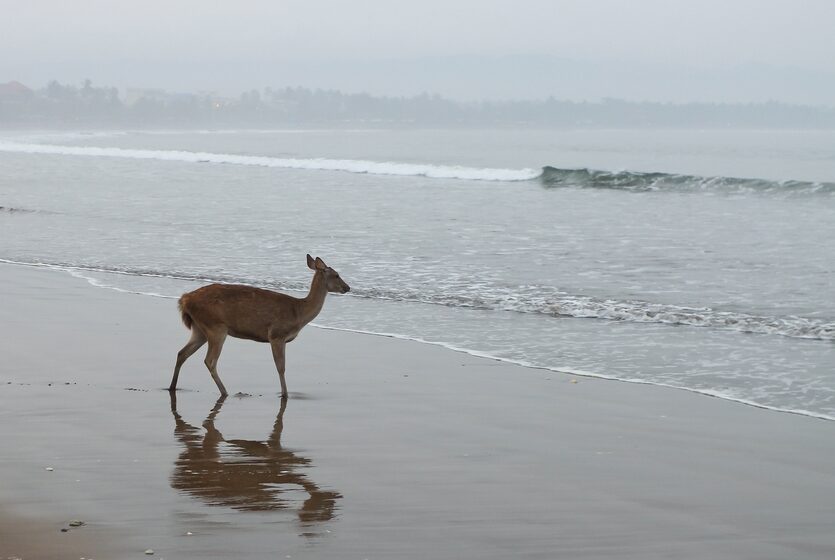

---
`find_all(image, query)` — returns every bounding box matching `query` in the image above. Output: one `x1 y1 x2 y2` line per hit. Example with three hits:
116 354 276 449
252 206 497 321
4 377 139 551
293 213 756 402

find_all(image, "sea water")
1 128 833 418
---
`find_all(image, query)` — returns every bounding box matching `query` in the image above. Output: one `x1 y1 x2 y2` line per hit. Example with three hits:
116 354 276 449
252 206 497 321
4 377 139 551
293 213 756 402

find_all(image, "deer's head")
307 254 350 294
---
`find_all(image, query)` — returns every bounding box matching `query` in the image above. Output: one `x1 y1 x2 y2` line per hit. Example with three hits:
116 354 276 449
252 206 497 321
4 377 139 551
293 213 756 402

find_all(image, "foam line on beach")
2 258 833 423
2 257 832 342
310 324 835 423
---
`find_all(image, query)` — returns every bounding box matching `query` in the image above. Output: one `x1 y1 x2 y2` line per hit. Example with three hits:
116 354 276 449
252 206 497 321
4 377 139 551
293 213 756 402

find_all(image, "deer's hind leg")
170 327 207 391
204 328 229 397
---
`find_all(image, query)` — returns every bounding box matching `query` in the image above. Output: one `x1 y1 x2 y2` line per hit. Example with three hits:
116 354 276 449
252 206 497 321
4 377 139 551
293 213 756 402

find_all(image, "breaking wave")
358 285 835 341
2 258 833 342
1 141 831 194
539 166 835 194
0 142 539 182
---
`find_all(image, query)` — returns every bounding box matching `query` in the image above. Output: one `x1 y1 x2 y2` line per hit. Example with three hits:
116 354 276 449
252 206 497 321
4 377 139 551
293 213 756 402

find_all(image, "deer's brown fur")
170 255 350 398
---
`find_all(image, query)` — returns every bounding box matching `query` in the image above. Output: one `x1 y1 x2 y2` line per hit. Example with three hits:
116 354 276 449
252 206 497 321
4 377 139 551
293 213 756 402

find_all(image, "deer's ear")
306 254 316 270
315 257 327 270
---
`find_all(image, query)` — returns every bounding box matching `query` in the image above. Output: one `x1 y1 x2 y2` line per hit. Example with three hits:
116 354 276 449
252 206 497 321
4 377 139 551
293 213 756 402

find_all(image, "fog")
2 0 834 105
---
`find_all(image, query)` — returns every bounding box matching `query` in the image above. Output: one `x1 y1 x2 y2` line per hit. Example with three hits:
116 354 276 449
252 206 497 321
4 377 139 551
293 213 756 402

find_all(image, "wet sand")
2 263 835 559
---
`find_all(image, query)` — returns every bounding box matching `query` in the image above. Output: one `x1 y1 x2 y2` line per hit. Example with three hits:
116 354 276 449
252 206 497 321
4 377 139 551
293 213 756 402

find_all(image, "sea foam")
0 142 540 182
1 257 831 342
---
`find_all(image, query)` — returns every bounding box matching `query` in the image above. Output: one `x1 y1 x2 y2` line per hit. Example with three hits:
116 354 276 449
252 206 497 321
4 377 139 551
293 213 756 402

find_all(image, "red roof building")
0 81 35 102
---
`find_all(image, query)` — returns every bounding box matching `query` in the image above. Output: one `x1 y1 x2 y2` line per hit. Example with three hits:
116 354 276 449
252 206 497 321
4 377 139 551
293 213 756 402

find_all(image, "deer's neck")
300 271 328 323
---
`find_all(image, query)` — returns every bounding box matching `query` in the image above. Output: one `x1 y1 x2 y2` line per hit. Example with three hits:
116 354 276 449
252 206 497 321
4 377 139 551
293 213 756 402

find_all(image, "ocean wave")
542 295 835 340
539 166 835 194
2 140 831 194
2 257 832 342
0 142 540 182
359 286 835 341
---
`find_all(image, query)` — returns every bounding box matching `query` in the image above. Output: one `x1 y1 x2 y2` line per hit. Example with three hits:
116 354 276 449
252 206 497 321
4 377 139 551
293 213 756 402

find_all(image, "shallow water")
1 128 834 418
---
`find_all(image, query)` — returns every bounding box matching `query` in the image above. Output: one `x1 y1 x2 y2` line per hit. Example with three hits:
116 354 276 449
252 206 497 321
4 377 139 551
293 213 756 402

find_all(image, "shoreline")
4 257 834 423
3 263 835 558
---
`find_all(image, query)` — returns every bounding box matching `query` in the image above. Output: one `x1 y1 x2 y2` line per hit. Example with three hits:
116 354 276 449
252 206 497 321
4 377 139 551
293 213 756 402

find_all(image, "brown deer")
170 254 350 398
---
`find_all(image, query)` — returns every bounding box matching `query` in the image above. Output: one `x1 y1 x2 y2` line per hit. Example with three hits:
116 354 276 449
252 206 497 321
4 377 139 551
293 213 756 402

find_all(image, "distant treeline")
2 80 834 128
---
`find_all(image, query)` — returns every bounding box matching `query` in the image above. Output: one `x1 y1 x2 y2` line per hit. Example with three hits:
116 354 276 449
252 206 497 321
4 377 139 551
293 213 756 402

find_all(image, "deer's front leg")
270 338 288 399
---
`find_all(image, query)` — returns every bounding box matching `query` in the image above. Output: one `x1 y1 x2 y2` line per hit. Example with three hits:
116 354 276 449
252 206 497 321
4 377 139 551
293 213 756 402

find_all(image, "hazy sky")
3 0 834 103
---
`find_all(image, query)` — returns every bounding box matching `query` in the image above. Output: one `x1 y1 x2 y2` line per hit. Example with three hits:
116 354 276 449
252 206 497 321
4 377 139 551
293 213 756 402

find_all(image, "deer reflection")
170 394 340 524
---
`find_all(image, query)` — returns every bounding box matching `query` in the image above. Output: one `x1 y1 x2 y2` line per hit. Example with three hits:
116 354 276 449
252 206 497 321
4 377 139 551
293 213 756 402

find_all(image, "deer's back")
180 284 300 342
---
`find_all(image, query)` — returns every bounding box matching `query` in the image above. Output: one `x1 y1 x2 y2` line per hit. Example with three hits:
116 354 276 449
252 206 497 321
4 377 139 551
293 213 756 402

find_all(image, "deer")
170 254 350 398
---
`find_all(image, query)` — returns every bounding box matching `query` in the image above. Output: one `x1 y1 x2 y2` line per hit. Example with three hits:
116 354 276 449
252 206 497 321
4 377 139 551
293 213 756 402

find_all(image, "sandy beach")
2 262 835 559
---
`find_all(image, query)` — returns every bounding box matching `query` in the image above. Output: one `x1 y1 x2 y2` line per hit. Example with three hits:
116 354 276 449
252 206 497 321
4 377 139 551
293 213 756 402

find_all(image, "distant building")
0 81 34 104
125 88 217 109
124 88 171 106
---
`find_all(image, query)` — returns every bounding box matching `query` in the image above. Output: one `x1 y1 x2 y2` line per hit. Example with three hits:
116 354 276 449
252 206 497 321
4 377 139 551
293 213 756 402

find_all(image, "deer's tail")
178 296 193 330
